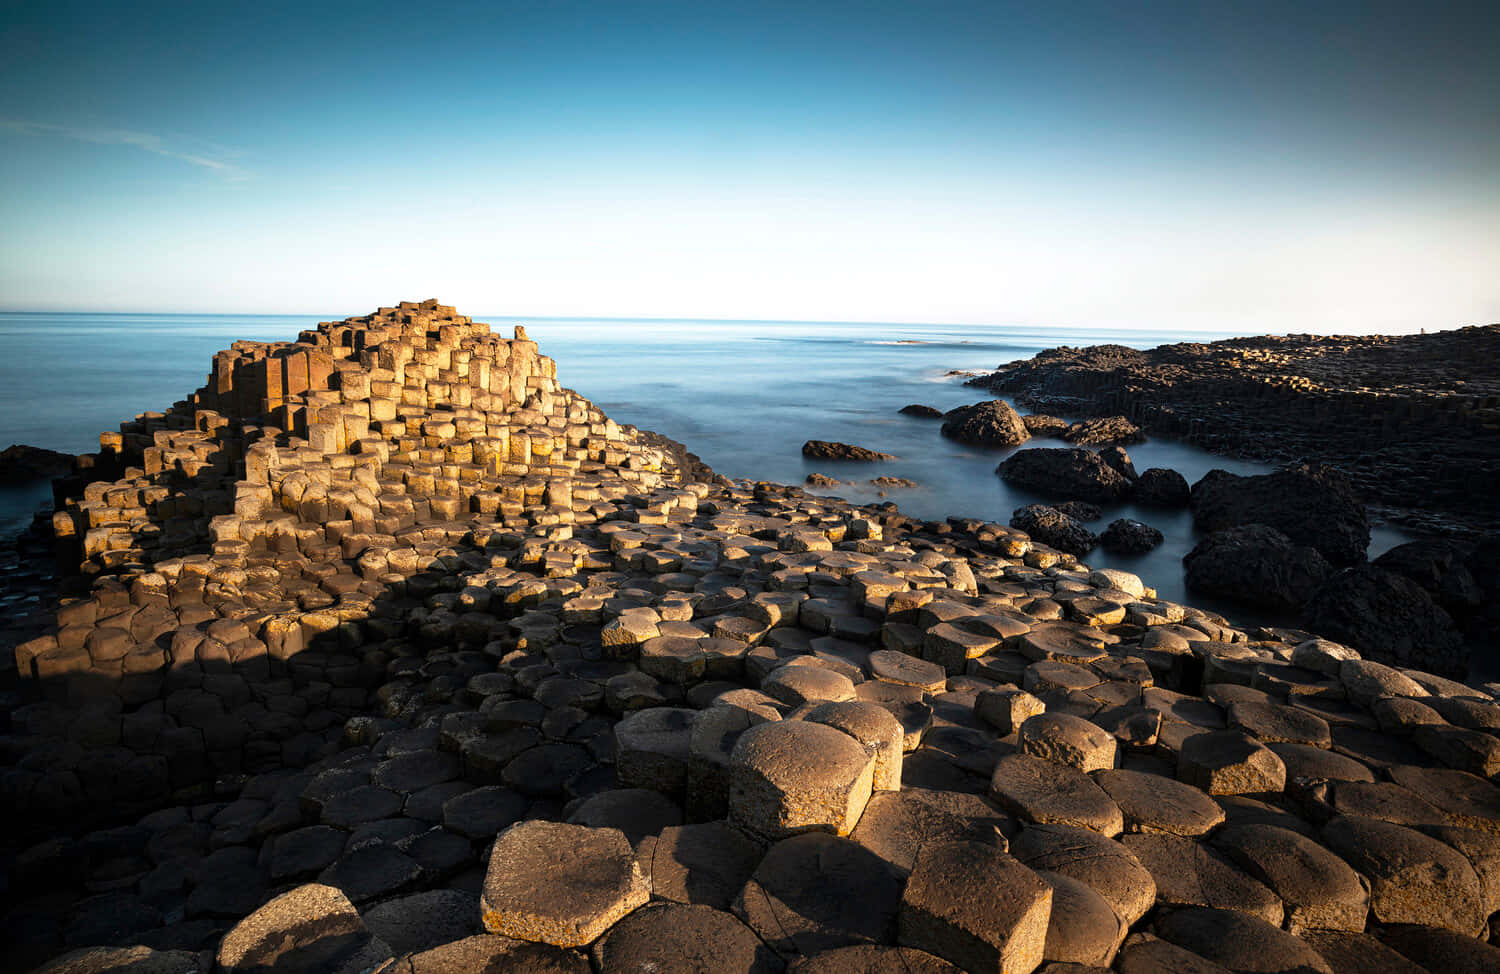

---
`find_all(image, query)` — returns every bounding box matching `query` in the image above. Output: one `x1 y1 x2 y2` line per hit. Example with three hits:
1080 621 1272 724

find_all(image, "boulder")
0 443 74 483
1189 463 1369 566
1009 506 1098 558
1097 445 1138 480
900 404 945 418
1183 525 1333 613
1373 539 1483 617
802 441 895 461
941 401 1030 447
1100 519 1163 554
1132 467 1191 507
1304 565 1468 678
997 449 1134 503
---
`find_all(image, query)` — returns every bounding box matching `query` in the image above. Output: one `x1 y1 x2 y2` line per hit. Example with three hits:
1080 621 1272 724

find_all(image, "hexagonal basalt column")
729 720 876 840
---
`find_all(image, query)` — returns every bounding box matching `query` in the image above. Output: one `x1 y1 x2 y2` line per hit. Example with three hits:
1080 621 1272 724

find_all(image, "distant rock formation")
801 440 896 461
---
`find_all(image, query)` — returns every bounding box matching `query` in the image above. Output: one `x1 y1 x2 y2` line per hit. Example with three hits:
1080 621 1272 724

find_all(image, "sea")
0 312 1414 626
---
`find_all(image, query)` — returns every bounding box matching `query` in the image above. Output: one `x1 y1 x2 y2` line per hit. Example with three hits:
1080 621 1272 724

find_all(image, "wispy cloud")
1 120 252 180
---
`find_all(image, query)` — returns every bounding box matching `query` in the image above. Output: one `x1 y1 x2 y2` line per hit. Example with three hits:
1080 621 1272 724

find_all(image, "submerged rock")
802 440 897 462
1132 467 1191 507
899 404 944 418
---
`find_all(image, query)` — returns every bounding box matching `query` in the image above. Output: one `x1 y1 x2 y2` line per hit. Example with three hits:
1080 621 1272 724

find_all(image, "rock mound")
1062 415 1144 445
1010 505 1098 557
938 401 1029 447
996 448 1133 502
1190 463 1370 566
802 441 896 461
1303 565 1468 677
1184 524 1334 613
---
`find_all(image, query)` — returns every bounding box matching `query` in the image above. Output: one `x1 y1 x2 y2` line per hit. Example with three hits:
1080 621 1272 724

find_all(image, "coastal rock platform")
4 303 1500 973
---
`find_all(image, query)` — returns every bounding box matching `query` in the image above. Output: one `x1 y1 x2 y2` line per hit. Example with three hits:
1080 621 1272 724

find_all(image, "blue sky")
1 0 1496 333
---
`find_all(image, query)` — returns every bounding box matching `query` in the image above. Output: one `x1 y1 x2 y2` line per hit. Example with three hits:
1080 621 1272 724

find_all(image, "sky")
1 0 1496 333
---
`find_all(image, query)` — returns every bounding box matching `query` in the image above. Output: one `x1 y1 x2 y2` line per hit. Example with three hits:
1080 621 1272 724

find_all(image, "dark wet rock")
1101 519 1163 555
1183 525 1333 613
801 441 896 461
1132 467 1191 507
997 448 1134 503
0 443 75 483
1063 416 1144 446
1010 505 1098 558
1097 446 1138 481
1374 539 1483 617
1189 464 1369 566
1303 565 1467 678
900 404 944 419
940 400 1030 447
1053 501 1102 521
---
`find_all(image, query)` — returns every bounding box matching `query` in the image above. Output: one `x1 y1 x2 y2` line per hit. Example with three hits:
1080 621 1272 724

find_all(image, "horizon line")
0 308 1490 337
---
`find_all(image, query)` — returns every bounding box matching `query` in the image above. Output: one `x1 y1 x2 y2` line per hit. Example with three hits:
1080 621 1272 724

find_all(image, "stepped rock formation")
4 302 1500 973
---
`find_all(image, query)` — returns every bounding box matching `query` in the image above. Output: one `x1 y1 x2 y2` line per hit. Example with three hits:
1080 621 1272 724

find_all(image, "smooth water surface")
0 312 1410 616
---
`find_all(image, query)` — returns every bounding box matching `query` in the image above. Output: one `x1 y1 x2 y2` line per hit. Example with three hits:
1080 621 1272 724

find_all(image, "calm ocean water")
0 312 1411 621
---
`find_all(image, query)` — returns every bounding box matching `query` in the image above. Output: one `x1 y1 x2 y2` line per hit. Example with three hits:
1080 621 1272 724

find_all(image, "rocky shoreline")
3 303 1500 973
965 327 1500 539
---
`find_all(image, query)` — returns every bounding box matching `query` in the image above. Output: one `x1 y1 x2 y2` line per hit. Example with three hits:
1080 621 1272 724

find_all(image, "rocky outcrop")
938 401 1029 447
1021 414 1069 437
1190 464 1370 566
1132 467 1191 507
996 448 1133 503
802 441 896 461
1373 539 1483 618
1062 416 1144 446
1303 565 1468 677
1101 518 1163 554
898 404 943 419
1183 524 1334 613
1009 504 1097 557
967 327 1500 538
0 444 75 484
